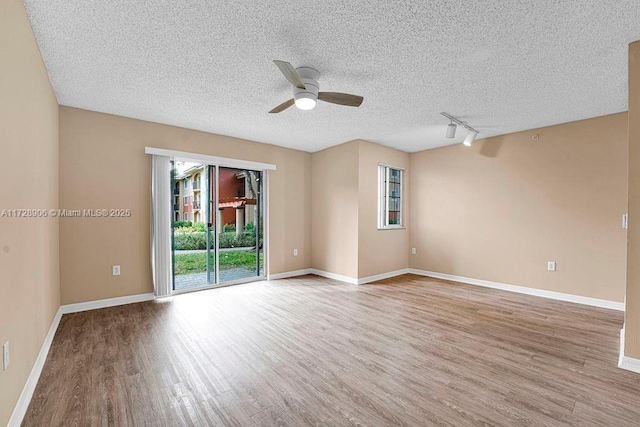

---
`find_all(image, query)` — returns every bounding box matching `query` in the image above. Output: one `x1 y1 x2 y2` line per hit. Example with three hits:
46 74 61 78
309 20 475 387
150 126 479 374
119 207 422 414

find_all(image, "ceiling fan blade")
273 60 306 89
318 92 364 107
269 98 295 114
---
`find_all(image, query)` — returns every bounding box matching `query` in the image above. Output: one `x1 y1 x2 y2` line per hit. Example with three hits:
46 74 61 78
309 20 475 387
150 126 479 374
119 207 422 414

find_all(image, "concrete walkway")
174 267 264 291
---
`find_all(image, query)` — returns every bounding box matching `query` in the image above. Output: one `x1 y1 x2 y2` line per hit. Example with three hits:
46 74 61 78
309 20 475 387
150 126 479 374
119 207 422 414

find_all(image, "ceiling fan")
269 60 364 113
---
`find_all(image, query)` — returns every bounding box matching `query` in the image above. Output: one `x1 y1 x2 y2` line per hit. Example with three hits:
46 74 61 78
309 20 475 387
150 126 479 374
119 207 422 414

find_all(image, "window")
183 213 188 221
378 165 403 229
238 176 246 198
184 179 189 189
184 196 189 206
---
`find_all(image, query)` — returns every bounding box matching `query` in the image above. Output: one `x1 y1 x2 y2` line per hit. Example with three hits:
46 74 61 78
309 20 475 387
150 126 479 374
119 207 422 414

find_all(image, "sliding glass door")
217 167 264 282
171 162 264 292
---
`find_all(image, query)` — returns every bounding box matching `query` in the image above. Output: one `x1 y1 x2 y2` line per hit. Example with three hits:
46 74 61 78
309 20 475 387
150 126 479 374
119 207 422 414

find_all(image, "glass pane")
218 168 264 282
172 161 214 291
386 168 401 225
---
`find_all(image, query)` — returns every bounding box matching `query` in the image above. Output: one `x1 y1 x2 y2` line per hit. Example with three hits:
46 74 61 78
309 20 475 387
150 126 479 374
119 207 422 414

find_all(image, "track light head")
463 130 478 147
441 113 479 146
446 122 457 138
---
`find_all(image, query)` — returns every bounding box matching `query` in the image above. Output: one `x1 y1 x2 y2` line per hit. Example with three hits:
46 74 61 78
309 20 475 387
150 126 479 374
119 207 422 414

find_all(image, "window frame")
378 164 404 230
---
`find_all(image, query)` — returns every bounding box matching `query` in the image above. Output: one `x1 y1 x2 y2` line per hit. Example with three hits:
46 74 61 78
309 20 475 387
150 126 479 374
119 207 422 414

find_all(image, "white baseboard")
619 357 640 373
619 328 640 374
306 268 410 285
357 268 411 285
295 267 624 310
309 269 359 285
8 307 63 427
409 269 625 311
267 269 313 280
60 293 155 314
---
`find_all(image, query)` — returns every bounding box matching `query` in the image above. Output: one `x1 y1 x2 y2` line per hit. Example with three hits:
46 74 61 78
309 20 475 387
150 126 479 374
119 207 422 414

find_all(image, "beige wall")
626 41 640 358
358 140 410 278
59 107 311 304
311 140 360 278
0 0 60 424
410 113 628 302
310 139 410 279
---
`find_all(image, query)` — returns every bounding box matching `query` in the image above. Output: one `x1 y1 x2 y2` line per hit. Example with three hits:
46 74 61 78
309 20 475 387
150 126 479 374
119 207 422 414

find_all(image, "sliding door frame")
146 147 274 295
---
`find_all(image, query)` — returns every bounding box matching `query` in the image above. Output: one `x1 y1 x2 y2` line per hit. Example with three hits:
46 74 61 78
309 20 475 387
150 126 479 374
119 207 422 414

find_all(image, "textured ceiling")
23 0 640 153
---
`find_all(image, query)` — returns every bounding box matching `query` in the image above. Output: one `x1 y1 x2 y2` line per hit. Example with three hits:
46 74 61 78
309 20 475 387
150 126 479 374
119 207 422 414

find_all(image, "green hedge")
173 231 257 250
173 232 207 250
219 232 256 248
174 222 206 233
173 221 192 228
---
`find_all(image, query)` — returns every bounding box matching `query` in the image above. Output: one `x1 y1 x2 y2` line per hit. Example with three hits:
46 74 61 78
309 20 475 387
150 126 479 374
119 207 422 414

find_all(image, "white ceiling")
23 0 640 153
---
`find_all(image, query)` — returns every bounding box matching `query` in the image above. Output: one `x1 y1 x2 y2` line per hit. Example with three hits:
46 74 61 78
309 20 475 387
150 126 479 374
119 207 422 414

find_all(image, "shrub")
218 232 236 249
217 231 256 248
223 223 235 232
173 222 207 233
173 221 192 228
173 232 207 250
236 231 256 247
173 230 258 250
174 226 194 233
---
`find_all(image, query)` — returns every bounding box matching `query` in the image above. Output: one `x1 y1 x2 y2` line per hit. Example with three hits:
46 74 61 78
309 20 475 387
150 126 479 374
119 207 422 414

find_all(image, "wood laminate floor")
22 274 640 426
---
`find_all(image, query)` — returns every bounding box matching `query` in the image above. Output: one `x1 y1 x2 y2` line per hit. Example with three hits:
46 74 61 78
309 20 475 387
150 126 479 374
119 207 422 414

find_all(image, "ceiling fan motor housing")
293 67 320 107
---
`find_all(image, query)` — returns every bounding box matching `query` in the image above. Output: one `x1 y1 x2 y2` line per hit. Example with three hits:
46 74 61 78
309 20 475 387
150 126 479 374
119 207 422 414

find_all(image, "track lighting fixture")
463 130 478 146
446 122 457 138
440 112 479 147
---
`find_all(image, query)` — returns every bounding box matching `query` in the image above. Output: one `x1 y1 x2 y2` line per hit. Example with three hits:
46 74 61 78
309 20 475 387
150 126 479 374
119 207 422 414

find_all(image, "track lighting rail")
439 112 479 134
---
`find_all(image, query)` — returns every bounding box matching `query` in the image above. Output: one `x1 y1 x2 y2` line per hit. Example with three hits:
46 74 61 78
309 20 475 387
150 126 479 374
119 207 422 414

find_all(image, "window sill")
377 226 406 230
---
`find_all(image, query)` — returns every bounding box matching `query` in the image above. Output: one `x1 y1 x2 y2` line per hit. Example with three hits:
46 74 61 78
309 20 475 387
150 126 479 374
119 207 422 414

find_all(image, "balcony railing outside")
193 200 201 210
173 204 179 211
193 181 201 190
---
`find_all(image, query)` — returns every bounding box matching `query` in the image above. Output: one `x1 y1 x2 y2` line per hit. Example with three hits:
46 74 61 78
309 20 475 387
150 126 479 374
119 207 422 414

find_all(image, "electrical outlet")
293 249 298 256
411 248 417 255
547 262 556 272
3 341 9 370
112 265 121 276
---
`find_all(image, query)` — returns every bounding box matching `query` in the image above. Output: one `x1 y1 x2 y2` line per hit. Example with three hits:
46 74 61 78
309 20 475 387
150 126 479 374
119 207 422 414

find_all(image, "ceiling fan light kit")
293 67 320 110
270 60 364 113
440 112 479 147
294 96 316 110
